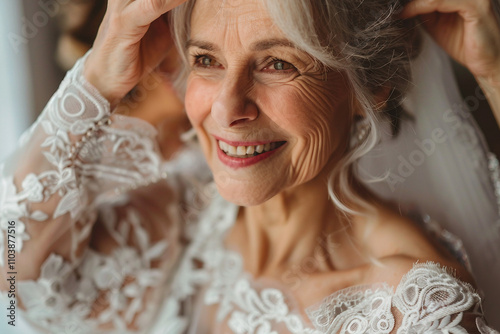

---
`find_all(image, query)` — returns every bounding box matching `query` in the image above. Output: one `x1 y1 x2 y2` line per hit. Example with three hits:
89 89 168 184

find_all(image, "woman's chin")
214 181 277 207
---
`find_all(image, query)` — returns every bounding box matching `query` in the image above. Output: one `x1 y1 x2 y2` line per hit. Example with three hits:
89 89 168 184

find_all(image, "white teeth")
218 140 282 157
237 146 246 155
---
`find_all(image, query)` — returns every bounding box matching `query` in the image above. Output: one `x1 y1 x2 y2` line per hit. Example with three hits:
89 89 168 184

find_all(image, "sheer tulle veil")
357 31 500 325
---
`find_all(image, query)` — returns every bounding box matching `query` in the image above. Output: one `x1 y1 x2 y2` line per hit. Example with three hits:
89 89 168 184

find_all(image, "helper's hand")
84 0 187 107
401 0 500 82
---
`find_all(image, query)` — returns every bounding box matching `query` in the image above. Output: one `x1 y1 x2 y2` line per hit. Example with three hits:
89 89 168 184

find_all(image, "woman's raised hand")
84 0 187 107
401 0 500 82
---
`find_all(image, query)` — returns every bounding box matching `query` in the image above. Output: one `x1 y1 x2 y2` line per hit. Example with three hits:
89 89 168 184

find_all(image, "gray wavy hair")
171 0 421 217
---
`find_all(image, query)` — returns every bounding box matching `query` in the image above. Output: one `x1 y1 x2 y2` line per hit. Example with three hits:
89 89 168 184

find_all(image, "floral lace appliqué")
306 284 394 334
305 263 496 334
394 263 481 334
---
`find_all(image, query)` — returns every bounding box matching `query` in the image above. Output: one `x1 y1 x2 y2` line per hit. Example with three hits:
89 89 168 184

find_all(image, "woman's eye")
263 59 297 73
272 60 294 71
194 55 221 68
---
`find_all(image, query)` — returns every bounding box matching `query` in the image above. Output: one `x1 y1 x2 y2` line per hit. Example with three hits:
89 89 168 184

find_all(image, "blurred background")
0 0 105 161
0 0 498 162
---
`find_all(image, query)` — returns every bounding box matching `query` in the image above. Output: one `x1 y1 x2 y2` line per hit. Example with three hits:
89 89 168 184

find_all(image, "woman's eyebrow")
186 39 218 51
250 38 295 51
186 38 295 52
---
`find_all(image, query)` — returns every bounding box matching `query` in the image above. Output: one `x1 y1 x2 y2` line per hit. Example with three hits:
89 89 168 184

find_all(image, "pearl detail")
351 121 371 147
67 117 112 161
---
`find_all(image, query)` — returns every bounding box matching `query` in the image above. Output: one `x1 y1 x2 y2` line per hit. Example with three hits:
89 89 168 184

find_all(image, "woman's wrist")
83 52 127 110
83 63 120 110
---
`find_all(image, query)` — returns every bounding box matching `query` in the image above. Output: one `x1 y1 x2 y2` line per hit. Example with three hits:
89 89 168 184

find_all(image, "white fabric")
358 31 500 327
0 39 499 333
308 263 484 334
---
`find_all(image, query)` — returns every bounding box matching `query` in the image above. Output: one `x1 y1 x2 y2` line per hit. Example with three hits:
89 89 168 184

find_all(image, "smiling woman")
183 2 353 206
1 0 500 333
173 0 420 211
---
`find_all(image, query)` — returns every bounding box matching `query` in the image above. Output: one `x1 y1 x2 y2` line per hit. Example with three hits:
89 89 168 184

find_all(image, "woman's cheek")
185 76 221 165
259 85 338 181
290 85 351 178
185 76 217 127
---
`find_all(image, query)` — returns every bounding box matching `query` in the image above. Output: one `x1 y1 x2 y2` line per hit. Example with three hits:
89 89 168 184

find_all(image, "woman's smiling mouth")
218 140 286 158
214 137 287 168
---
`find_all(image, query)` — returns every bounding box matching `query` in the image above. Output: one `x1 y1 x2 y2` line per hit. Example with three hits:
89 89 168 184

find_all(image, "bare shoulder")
360 255 474 292
352 203 476 288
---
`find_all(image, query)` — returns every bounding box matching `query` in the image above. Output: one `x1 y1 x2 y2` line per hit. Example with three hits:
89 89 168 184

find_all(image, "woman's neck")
226 168 368 277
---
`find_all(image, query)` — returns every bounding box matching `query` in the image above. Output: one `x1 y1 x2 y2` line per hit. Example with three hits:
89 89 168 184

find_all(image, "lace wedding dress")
0 54 498 334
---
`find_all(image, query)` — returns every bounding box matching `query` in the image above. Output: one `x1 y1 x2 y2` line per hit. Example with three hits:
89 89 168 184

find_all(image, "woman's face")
185 0 353 206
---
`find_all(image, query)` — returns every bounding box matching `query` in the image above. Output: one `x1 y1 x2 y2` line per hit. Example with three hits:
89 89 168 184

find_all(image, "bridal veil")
358 31 500 326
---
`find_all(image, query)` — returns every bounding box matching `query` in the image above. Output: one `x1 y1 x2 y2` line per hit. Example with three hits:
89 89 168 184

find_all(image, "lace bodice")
0 54 498 334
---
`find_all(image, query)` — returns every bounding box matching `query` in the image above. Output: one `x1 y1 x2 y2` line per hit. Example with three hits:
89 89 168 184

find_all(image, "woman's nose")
211 73 259 128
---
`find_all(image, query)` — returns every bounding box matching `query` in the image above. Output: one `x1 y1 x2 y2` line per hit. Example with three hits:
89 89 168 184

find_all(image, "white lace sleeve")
306 263 499 334
0 52 183 332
